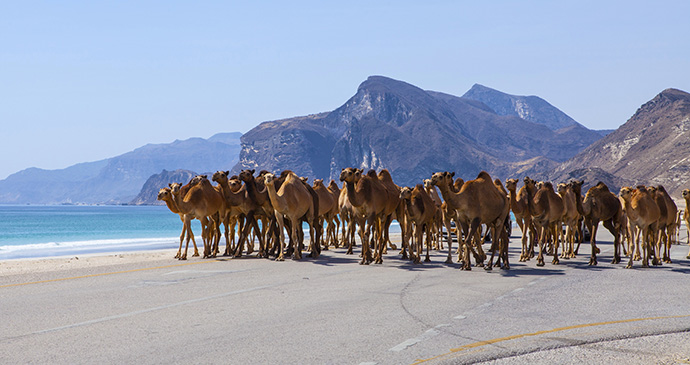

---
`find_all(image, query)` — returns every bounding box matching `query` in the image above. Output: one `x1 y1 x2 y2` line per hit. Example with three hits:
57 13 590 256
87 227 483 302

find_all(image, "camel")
157 187 199 259
655 185 678 263
530 181 564 266
400 185 437 263
325 180 342 248
312 179 338 250
338 168 363 255
557 182 580 259
264 171 316 261
580 182 622 265
430 171 509 270
679 189 690 259
339 168 394 265
620 186 660 268
505 177 537 262
377 169 404 255
238 169 276 257
423 179 449 250
212 171 264 258
170 176 225 259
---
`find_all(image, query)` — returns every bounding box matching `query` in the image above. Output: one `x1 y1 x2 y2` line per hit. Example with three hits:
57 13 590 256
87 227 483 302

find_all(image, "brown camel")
157 187 199 259
377 169 404 255
557 182 580 259
530 182 564 266
423 178 449 250
679 189 690 259
212 171 265 258
264 171 316 261
505 177 537 262
339 168 393 265
620 186 660 268
580 182 622 265
312 178 337 250
170 176 225 259
338 168 363 255
430 171 509 270
238 169 276 257
400 185 437 263
325 180 342 248
655 185 678 263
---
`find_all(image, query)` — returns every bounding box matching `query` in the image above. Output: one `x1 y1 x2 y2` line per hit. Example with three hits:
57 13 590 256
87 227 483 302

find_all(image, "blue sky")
2 1 689 179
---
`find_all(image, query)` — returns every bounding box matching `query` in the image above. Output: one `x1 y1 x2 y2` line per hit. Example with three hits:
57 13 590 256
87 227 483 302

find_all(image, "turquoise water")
0 205 199 260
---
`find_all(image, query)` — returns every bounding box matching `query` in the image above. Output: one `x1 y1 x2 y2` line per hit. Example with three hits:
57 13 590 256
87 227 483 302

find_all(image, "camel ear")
225 171 230 175
168 183 172 188
250 169 255 174
451 172 455 177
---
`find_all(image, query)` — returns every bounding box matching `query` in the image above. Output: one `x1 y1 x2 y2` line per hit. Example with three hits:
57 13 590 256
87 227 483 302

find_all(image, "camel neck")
265 181 286 213
344 180 363 207
163 198 180 214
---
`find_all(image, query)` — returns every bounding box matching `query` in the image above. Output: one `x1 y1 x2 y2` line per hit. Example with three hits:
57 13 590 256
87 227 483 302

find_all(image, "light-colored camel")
312 178 337 250
655 185 678 263
620 186 660 268
157 187 199 259
423 179 448 250
580 182 622 265
400 185 437 264
530 181 564 266
430 171 509 270
170 176 225 259
557 182 580 259
339 168 393 265
679 189 690 259
505 177 537 262
264 171 316 261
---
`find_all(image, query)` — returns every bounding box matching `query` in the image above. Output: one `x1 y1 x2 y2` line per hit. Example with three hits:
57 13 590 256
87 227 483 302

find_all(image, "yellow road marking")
0 260 214 288
413 314 690 364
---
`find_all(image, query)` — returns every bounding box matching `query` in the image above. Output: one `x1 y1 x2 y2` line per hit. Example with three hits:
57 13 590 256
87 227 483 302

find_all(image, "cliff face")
234 76 603 187
550 88 690 198
129 169 197 205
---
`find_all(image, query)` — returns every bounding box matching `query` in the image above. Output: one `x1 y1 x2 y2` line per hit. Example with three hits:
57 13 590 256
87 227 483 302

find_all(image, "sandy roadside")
0 249 180 276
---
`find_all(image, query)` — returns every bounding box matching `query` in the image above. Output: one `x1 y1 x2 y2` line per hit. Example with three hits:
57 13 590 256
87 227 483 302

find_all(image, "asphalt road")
2 226 690 364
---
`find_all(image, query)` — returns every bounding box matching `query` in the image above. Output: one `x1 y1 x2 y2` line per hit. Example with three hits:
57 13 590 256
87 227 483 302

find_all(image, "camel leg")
360 215 374 265
424 224 432 263
485 225 499 271
461 219 482 270
444 218 454 264
536 226 546 267
552 223 560 265
588 220 599 266
520 220 529 262
603 220 620 264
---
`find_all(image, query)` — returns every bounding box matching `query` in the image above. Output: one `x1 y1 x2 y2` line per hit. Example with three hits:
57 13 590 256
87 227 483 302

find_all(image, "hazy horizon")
3 1 689 179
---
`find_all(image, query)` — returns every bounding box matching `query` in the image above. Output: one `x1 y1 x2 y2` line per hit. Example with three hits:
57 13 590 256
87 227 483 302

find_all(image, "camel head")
189 175 208 187
430 172 453 187
683 189 690 200
423 179 433 189
313 178 324 188
557 183 568 195
505 178 518 192
157 187 172 201
619 186 634 201
239 169 256 182
340 167 358 183
264 172 276 187
399 186 413 201
569 180 584 195
169 182 182 195
212 171 229 184
228 177 242 192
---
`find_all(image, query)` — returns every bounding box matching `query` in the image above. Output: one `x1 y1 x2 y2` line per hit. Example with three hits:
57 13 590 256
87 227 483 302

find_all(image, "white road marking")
389 324 451 352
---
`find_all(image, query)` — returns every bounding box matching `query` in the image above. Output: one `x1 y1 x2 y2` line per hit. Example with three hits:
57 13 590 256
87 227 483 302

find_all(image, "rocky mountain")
129 169 198 205
549 88 690 198
233 76 603 187
0 133 241 204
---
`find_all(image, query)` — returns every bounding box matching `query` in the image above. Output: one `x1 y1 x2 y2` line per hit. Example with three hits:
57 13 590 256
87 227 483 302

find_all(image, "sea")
0 205 515 261
0 205 198 260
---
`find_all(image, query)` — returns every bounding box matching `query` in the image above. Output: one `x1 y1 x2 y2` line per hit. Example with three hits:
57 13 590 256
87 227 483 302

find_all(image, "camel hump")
378 169 393 182
366 169 378 178
476 171 492 181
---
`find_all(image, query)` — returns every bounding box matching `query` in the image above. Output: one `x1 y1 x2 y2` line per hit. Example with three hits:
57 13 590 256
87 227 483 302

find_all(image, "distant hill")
129 169 198 205
0 133 241 204
548 88 690 199
233 76 603 187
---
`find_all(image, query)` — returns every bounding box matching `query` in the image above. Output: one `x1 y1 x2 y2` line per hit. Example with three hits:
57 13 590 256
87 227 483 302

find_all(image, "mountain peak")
462 84 578 131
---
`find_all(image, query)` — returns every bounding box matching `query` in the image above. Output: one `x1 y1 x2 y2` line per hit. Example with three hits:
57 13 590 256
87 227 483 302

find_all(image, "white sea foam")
0 237 178 260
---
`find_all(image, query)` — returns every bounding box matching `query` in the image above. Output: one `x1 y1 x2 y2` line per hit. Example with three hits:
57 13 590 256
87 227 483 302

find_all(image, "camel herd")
157 168 690 270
